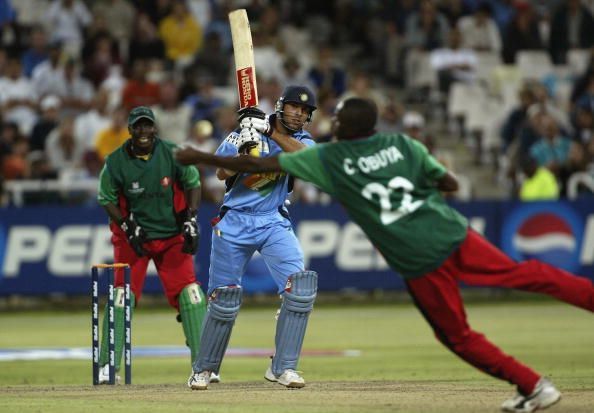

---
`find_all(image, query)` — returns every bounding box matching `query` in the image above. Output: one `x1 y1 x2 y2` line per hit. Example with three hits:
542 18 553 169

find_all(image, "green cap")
128 106 155 126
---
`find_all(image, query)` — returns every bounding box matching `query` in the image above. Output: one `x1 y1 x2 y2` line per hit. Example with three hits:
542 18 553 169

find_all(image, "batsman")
187 86 318 390
96 106 210 384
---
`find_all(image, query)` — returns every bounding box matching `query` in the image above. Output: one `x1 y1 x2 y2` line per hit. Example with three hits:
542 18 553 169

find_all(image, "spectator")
438 0 474 27
457 3 502 53
94 106 129 161
184 74 225 124
31 39 63 98
21 25 49 77
402 111 433 152
339 71 387 113
83 33 120 88
405 0 450 51
45 116 84 176
0 57 38 136
573 103 593 145
151 79 192 144
502 2 543 64
74 88 112 152
186 119 224 203
57 58 94 116
92 0 136 55
376 99 404 133
128 12 166 64
529 114 573 176
518 155 560 200
0 122 20 162
307 46 346 97
30 95 61 152
276 56 311 90
191 31 230 86
548 0 594 64
1 136 29 180
430 28 478 98
158 0 202 67
121 58 160 111
45 0 91 58
501 84 538 152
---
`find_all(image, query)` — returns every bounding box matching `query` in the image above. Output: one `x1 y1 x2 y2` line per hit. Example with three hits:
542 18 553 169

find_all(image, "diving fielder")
176 98 594 412
187 86 318 390
96 106 207 383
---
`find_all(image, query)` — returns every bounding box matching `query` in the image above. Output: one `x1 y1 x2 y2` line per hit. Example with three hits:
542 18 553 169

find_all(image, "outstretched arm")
176 147 282 173
437 171 459 192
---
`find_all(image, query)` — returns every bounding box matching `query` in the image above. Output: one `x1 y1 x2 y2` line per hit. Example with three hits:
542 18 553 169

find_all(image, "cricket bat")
229 9 260 157
229 9 258 110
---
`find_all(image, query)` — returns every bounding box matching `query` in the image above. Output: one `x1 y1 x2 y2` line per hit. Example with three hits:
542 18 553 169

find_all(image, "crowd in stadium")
0 0 593 205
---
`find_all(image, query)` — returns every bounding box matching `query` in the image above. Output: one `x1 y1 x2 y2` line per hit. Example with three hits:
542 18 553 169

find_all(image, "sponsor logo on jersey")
160 176 171 188
129 181 144 194
501 204 583 272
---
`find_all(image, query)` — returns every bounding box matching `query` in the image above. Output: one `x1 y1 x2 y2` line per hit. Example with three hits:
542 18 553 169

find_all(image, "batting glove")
240 116 272 136
120 214 148 257
238 106 266 122
181 209 200 255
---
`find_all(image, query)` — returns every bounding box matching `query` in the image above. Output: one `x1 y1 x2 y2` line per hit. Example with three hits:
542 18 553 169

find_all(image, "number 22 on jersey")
361 177 423 225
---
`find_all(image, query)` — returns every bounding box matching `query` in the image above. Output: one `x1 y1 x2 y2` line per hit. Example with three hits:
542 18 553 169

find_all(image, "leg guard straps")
272 271 318 376
193 286 242 374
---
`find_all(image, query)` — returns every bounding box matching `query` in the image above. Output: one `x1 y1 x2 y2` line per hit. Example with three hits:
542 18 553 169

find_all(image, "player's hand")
120 214 148 257
181 209 200 255
237 106 266 122
240 116 272 136
174 144 202 165
236 127 261 152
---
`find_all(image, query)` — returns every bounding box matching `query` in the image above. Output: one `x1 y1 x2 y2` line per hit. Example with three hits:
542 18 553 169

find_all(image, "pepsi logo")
502 204 583 272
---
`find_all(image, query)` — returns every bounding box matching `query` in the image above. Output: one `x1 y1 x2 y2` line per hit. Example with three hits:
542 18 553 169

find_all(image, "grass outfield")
0 300 593 412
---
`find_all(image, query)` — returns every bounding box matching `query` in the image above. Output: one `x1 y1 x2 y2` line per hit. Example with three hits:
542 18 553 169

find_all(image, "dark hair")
338 98 377 139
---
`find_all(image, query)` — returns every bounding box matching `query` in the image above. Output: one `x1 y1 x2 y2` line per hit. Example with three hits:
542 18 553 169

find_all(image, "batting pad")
271 271 318 376
179 283 207 365
99 288 135 370
193 286 242 374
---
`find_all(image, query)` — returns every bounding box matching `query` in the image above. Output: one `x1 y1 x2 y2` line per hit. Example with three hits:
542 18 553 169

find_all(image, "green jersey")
98 138 200 239
279 133 468 278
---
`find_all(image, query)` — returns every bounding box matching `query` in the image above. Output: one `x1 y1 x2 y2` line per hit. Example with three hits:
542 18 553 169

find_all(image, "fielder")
176 97 594 412
97 106 210 383
186 86 318 390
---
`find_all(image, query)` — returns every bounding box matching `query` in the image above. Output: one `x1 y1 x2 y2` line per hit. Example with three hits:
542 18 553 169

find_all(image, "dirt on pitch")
2 380 592 413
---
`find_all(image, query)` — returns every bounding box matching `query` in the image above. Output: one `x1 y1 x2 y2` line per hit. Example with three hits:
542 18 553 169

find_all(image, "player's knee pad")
193 286 242 373
272 271 318 376
283 271 318 313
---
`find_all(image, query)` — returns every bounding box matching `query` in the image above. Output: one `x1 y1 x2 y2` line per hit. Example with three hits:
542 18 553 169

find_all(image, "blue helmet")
275 85 316 132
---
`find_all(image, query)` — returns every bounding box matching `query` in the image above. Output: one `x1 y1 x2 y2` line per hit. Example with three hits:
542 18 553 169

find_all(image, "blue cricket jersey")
215 115 315 213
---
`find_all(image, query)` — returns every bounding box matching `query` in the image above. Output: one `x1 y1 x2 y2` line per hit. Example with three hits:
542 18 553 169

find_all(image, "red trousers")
112 234 197 309
406 229 594 395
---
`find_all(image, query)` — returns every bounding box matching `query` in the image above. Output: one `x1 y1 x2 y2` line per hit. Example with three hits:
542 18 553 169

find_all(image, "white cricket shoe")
187 371 210 390
97 364 120 384
264 367 305 388
501 378 561 412
209 372 221 383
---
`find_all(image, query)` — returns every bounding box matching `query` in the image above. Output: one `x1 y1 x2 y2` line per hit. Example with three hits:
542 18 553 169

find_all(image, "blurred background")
1 0 594 302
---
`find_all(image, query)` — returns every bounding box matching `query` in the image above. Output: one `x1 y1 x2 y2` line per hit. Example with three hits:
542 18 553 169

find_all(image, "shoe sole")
190 384 208 390
265 375 305 389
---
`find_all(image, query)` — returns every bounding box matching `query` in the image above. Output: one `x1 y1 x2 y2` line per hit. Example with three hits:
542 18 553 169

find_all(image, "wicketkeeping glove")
181 209 200 255
120 214 148 257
